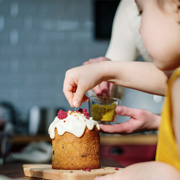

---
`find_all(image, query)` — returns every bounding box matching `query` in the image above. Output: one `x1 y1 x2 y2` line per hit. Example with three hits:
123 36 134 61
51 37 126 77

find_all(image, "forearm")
101 61 167 95
63 60 167 107
95 161 180 180
119 162 180 180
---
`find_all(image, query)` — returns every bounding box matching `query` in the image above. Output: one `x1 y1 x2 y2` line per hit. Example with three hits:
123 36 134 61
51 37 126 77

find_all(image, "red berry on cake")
57 109 68 119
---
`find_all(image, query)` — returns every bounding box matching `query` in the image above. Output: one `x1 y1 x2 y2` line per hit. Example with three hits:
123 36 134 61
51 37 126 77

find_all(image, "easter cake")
48 108 100 170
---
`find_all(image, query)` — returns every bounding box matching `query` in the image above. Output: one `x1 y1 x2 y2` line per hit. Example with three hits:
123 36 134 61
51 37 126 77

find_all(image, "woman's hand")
83 57 113 96
100 106 161 134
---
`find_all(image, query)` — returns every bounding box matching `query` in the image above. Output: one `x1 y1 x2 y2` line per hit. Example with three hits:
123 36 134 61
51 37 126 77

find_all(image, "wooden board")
23 164 121 180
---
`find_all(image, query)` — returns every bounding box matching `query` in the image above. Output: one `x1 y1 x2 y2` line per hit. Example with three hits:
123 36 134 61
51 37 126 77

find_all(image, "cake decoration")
57 109 67 119
48 108 100 139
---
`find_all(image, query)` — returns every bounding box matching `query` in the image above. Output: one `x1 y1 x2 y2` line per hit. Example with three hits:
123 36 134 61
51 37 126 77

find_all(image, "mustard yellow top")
156 68 180 171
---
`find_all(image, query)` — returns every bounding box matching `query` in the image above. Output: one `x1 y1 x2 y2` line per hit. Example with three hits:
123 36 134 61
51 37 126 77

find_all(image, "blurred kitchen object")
0 102 16 164
7 141 52 163
28 106 60 135
0 102 16 133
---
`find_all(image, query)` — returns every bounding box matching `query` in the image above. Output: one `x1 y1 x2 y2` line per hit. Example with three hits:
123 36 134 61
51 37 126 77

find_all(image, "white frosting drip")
48 111 100 139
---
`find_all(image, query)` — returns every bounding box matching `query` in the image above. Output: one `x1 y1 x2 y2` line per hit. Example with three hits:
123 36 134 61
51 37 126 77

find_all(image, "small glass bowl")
89 96 121 123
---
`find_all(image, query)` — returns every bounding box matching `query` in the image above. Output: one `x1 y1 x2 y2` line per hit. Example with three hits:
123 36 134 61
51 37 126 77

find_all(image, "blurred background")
0 0 112 135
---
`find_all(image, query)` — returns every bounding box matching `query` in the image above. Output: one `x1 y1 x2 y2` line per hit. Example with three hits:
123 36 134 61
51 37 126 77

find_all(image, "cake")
48 108 100 170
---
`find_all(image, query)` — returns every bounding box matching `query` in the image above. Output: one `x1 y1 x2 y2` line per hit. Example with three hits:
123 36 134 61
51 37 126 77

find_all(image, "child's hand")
95 161 180 180
83 57 113 96
100 106 161 134
63 63 105 107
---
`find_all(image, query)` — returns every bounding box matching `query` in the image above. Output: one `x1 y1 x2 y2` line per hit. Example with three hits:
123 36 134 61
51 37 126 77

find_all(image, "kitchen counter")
0 163 25 179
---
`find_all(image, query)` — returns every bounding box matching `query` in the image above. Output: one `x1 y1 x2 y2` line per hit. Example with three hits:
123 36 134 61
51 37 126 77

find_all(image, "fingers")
63 72 76 107
92 81 110 96
72 84 88 107
64 58 111 107
100 106 142 133
63 70 88 107
100 81 110 96
115 106 139 117
82 95 89 103
100 122 134 134
100 106 154 134
92 85 103 96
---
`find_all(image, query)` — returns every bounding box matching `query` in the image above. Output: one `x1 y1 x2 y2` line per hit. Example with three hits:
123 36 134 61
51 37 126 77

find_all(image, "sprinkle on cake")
48 108 100 139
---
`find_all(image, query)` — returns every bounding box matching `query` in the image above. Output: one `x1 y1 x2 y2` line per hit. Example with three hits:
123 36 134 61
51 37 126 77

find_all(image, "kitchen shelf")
13 133 157 145
100 134 157 145
13 135 51 144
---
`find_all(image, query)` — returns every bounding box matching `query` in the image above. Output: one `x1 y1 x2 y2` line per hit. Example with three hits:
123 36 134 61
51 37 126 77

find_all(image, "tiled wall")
0 0 164 135
0 0 109 123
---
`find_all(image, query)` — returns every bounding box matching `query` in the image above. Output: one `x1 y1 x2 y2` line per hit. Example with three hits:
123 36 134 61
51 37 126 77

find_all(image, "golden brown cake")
48 109 100 170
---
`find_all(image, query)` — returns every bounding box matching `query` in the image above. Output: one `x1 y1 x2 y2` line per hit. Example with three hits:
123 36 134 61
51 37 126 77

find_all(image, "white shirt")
105 0 152 62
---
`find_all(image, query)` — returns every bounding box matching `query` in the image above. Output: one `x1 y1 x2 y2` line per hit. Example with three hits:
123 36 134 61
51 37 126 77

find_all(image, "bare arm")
101 61 167 95
95 161 180 180
63 61 167 107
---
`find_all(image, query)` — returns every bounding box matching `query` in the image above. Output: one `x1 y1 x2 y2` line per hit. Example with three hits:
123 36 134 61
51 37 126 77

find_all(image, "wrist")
100 61 117 82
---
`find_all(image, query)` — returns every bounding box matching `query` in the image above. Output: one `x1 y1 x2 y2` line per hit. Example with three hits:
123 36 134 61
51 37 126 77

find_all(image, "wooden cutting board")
23 164 121 180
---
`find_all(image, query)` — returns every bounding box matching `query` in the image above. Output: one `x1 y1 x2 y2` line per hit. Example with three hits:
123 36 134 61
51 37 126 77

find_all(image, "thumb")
116 106 138 117
73 85 87 107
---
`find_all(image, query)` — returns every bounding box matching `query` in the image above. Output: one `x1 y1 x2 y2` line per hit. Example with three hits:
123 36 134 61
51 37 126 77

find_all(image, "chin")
155 63 177 72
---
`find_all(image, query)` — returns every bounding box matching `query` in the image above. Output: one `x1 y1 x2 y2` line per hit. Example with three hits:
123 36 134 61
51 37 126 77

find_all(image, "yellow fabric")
156 68 180 171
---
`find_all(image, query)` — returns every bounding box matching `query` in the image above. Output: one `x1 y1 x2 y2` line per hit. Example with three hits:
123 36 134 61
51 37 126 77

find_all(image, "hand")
100 106 161 134
63 63 105 107
94 161 180 180
83 57 113 96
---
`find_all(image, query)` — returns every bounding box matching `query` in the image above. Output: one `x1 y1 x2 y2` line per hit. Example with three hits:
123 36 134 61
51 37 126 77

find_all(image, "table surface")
0 163 28 179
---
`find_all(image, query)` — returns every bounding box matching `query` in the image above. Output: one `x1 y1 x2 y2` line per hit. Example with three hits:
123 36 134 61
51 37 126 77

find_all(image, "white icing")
48 111 100 139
